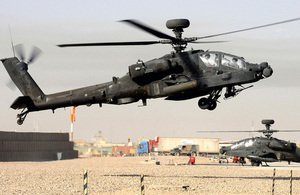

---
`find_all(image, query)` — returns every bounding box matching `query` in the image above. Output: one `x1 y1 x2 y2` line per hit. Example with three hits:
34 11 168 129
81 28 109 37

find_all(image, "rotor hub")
261 119 275 138
165 19 191 52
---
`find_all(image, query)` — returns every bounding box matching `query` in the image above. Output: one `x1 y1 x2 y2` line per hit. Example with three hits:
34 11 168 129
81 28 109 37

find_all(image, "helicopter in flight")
198 119 300 166
1 18 299 125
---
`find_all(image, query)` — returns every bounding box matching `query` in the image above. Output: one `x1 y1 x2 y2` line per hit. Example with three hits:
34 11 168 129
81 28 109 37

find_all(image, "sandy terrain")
0 156 299 194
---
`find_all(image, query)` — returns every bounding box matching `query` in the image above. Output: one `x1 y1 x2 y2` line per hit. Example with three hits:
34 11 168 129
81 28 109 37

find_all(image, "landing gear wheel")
198 98 218 110
17 118 24 125
198 98 209 109
251 160 261 166
207 100 217 111
198 89 222 110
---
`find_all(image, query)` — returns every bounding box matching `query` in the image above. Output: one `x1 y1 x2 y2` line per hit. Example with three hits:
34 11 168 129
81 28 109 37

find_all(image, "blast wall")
0 131 78 161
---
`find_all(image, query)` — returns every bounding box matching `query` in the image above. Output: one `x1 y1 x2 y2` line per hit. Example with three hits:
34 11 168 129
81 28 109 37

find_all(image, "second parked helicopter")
198 119 300 166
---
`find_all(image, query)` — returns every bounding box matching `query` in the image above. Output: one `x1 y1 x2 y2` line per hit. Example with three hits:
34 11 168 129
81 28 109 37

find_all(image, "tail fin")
1 57 44 101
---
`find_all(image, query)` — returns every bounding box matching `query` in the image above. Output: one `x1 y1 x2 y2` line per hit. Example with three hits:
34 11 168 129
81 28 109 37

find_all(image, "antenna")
8 25 15 57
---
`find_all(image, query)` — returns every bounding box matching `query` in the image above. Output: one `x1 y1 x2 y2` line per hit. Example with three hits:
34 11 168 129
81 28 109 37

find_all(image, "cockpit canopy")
199 52 247 69
231 138 255 150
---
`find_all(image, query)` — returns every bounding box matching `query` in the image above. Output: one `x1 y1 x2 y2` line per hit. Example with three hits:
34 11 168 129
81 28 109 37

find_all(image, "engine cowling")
268 140 295 151
128 59 174 80
128 63 145 79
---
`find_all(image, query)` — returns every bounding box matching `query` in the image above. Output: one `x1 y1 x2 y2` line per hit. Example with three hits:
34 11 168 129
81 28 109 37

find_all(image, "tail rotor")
6 44 42 90
14 44 43 65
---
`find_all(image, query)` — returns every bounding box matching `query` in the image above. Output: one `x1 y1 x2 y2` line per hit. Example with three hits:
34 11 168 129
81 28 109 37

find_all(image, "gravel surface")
0 156 299 194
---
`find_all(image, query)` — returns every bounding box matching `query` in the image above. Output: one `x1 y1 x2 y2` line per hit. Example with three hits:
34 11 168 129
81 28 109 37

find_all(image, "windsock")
70 106 76 123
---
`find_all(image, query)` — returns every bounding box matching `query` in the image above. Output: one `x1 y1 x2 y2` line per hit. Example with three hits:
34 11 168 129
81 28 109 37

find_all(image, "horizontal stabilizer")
11 96 38 111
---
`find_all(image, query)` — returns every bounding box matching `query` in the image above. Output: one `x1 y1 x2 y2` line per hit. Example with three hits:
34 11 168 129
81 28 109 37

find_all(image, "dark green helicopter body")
221 136 300 166
1 49 269 125
1 18 299 125
219 120 300 166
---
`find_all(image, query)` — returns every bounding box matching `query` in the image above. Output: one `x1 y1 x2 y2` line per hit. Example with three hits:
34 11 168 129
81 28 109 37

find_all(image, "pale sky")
1 1 300 143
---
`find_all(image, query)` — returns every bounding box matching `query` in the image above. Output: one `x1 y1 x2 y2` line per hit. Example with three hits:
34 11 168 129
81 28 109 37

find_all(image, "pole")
70 122 74 141
272 168 276 195
290 170 293 195
84 169 88 195
141 174 145 195
70 106 75 141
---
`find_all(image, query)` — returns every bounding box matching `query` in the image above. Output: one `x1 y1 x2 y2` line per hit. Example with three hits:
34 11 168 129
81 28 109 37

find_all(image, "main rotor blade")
191 41 229 44
196 130 256 133
197 17 300 40
58 41 160 47
6 80 16 91
273 130 300 132
197 130 300 133
120 19 176 41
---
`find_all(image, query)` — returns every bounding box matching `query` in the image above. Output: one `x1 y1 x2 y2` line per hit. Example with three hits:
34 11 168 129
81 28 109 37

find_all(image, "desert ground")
0 155 299 194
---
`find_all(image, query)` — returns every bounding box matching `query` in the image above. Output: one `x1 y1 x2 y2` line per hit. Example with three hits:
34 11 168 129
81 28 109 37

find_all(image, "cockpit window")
222 54 246 69
245 138 255 147
231 138 255 150
231 140 245 150
199 52 219 67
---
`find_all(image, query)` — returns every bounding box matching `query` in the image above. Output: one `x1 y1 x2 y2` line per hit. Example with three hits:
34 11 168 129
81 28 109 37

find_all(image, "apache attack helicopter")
1 18 299 125
198 119 300 166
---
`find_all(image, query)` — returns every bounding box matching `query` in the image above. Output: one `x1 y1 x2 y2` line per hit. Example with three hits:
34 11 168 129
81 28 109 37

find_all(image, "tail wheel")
16 109 29 125
17 118 24 125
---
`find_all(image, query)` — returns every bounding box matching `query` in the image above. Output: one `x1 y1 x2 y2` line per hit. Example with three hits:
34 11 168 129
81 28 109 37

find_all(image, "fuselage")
1 49 272 126
220 137 300 163
27 50 269 111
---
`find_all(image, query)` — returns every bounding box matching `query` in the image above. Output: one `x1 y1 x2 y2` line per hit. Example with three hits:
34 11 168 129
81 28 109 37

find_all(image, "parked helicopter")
198 119 300 166
1 18 299 125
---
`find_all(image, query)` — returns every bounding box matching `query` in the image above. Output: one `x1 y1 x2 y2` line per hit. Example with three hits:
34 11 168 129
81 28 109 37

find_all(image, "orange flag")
70 106 76 122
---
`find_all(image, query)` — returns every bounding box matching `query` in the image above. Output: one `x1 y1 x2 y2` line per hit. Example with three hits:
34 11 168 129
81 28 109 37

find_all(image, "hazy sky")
1 1 300 143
